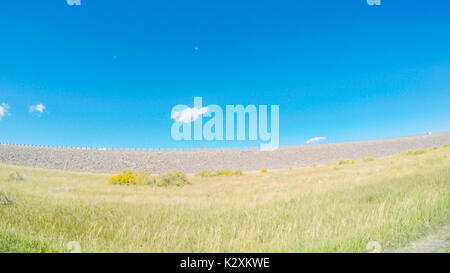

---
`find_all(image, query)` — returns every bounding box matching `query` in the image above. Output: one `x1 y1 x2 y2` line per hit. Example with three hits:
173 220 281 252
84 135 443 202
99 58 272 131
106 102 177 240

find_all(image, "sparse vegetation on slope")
196 169 243 177
363 156 375 162
402 149 426 155
338 159 356 165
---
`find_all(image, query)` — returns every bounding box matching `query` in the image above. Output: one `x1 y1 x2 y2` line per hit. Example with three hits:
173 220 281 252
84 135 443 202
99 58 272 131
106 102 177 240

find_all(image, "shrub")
108 169 138 185
155 171 191 187
215 169 243 176
333 166 341 171
8 172 25 182
402 149 426 156
310 164 317 168
109 170 190 187
443 143 450 148
135 171 156 186
260 169 268 173
427 146 439 151
363 156 375 162
196 169 243 177
195 170 215 177
338 159 355 165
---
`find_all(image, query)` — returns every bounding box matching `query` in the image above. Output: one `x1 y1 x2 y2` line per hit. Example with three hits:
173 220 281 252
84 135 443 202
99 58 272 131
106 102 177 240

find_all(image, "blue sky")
0 0 449 149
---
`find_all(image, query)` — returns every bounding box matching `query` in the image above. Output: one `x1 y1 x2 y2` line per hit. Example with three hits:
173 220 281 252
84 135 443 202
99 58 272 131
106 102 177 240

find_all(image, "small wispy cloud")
305 136 326 144
66 0 81 6
0 103 10 120
171 107 208 123
29 103 46 113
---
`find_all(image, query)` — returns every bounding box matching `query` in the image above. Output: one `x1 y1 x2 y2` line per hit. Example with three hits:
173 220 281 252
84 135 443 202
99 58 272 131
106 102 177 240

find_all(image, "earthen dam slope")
1 132 449 174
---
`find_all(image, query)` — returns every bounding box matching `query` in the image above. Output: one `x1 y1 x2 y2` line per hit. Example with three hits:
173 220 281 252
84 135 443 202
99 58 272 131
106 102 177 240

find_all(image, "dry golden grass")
0 145 449 253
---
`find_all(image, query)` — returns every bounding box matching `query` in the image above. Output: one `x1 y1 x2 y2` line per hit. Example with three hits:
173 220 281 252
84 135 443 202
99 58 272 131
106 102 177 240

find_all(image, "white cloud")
0 103 10 120
66 0 81 6
305 136 326 144
171 107 208 123
29 103 46 113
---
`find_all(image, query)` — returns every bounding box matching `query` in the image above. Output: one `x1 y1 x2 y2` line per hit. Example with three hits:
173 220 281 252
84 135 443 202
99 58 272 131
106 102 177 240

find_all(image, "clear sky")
0 0 449 149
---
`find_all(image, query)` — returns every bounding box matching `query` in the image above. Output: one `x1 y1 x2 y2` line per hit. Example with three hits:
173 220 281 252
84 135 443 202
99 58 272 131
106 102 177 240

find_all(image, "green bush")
215 169 243 176
135 171 156 186
363 156 375 162
427 146 439 151
338 159 355 165
155 171 191 187
443 143 450 148
195 170 215 177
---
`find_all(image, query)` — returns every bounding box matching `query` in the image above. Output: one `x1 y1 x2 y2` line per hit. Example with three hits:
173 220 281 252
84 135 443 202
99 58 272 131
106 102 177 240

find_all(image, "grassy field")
0 145 449 253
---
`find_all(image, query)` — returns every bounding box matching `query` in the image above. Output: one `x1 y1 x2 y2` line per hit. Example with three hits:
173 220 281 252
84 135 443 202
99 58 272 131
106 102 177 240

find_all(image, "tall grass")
0 145 449 253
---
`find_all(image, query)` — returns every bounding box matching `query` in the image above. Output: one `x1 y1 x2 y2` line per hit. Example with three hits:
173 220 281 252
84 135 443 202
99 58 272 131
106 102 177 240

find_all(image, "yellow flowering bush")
260 169 268 173
109 169 190 187
108 169 138 185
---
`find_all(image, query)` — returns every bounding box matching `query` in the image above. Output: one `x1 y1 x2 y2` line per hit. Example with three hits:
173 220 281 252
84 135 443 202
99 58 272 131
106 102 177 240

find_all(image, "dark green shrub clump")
154 171 191 187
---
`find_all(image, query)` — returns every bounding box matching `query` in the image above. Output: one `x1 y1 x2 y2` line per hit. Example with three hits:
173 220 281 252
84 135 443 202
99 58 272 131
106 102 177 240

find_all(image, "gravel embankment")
1 132 449 174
